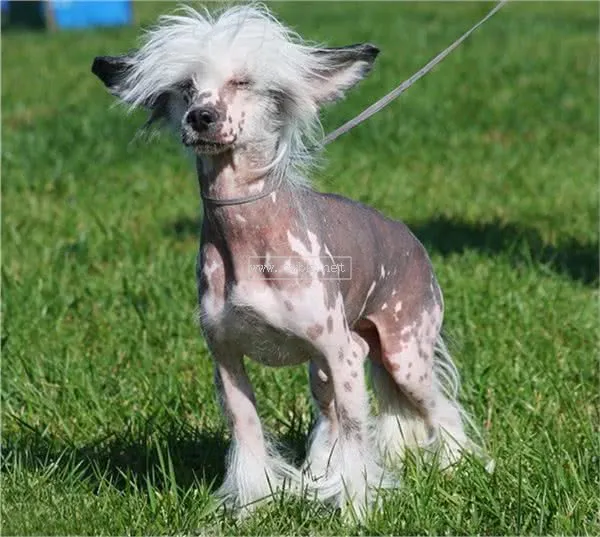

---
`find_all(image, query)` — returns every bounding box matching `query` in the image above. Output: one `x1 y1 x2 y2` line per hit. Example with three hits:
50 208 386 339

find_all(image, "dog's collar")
201 181 277 207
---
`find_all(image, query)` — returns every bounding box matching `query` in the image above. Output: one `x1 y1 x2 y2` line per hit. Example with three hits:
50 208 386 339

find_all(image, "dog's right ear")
91 54 135 97
92 52 171 128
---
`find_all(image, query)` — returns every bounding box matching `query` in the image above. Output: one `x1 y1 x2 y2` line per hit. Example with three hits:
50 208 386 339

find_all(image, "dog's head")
92 5 379 159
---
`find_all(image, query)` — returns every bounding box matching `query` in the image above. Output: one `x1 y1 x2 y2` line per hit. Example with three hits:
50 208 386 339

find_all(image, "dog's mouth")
191 140 233 155
183 135 236 155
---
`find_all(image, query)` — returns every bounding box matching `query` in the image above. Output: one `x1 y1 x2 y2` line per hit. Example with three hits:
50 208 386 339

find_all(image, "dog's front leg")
304 361 339 480
213 353 300 514
311 334 392 520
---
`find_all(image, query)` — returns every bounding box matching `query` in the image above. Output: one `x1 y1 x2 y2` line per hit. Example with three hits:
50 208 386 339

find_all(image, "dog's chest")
200 279 326 366
198 247 336 366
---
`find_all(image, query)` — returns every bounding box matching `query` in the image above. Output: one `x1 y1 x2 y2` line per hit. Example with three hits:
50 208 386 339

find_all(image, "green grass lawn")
2 2 598 534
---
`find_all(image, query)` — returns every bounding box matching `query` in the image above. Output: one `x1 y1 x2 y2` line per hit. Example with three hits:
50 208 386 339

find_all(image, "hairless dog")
92 4 485 519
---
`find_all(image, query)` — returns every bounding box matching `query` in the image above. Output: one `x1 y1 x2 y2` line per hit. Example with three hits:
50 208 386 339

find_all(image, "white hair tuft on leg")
217 437 303 515
370 335 492 471
370 362 430 463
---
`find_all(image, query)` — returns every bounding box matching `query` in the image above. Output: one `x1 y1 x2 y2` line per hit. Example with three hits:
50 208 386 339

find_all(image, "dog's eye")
174 80 195 104
231 78 252 89
175 79 194 94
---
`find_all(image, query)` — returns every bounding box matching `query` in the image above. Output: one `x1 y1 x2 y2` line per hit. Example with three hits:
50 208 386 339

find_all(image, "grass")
2 1 598 534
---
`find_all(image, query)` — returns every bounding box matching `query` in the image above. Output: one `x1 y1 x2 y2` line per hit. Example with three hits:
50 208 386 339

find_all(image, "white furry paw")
374 411 431 465
302 444 340 484
421 427 494 475
216 443 302 516
336 462 392 522
215 470 276 516
304 453 395 521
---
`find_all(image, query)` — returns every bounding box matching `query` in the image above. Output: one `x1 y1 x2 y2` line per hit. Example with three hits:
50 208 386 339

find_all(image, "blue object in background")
49 0 131 29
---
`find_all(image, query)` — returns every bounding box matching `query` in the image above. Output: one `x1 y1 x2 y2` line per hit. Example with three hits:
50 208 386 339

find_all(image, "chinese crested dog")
92 3 485 519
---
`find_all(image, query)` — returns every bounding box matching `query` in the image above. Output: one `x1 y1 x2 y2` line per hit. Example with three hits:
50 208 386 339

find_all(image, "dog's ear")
92 53 171 128
308 43 379 104
92 53 136 100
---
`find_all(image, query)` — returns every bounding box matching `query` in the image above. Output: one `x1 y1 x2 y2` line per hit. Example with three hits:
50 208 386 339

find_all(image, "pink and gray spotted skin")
92 4 488 520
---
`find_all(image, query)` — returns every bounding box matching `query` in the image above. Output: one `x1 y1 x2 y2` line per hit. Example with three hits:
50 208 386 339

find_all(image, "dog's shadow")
409 216 598 286
167 214 599 287
4 420 226 492
5 417 309 496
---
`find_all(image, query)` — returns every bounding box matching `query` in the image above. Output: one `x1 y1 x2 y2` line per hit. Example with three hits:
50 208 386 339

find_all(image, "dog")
92 4 484 519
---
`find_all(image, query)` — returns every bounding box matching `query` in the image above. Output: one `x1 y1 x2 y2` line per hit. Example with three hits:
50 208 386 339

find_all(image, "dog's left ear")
92 53 136 100
308 43 379 105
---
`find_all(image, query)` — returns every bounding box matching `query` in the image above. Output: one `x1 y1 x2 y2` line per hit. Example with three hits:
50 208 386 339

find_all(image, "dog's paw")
216 447 304 517
335 475 389 523
303 455 395 521
215 479 278 519
344 462 394 517
301 448 339 484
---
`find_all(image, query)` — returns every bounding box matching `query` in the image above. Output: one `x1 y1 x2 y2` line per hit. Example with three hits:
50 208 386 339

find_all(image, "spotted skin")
194 148 474 516
91 6 480 520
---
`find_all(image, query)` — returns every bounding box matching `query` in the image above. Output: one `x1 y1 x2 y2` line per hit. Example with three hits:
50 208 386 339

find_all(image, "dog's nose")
186 106 219 132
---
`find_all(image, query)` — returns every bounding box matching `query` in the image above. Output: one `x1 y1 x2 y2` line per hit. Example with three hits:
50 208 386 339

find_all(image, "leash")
202 0 507 206
322 0 508 146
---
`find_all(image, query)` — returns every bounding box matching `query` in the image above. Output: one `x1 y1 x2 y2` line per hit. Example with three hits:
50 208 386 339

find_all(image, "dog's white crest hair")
116 3 373 187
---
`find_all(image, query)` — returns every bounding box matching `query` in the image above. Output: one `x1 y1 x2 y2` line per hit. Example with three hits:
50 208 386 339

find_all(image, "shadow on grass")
4 417 308 494
166 215 599 286
4 419 225 492
410 216 599 286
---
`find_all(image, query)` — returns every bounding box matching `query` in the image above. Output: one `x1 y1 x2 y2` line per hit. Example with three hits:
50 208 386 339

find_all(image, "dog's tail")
432 335 493 471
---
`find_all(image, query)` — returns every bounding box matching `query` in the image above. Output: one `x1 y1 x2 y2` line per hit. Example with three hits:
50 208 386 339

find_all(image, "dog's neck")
196 148 274 204
196 148 309 246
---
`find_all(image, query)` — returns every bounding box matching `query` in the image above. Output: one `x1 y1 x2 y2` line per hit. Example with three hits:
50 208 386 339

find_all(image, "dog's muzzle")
186 106 219 134
182 105 235 154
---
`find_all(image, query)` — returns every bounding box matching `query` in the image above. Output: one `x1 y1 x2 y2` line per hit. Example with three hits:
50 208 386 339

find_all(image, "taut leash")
322 0 508 146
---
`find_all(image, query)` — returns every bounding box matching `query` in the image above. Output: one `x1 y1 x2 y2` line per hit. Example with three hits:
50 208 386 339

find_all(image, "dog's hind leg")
369 360 430 462
213 352 300 514
367 300 478 469
303 361 339 481
390 333 475 468
355 318 429 464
